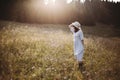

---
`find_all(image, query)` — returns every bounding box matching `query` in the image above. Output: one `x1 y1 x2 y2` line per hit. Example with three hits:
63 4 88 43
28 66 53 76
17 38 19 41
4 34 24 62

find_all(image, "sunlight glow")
44 0 56 5
80 0 85 3
67 0 72 4
44 0 120 5
53 0 56 3
44 0 48 5
44 0 73 5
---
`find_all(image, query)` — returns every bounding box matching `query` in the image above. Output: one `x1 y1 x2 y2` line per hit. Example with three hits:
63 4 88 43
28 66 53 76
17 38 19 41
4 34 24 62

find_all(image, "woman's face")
69 26 75 33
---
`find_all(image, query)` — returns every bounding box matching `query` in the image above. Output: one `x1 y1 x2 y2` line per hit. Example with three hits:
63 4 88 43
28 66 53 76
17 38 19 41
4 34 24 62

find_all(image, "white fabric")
73 30 84 61
75 50 84 61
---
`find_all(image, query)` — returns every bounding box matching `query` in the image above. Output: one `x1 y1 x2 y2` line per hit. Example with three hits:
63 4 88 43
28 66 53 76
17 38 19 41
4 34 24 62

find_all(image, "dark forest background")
0 0 120 26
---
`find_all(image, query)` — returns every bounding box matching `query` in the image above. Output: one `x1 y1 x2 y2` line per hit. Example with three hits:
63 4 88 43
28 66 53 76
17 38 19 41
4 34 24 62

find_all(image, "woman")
69 21 85 71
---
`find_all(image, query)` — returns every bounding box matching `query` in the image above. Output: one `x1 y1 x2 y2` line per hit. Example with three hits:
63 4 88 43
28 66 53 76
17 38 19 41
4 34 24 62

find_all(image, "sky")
108 0 120 2
44 0 120 4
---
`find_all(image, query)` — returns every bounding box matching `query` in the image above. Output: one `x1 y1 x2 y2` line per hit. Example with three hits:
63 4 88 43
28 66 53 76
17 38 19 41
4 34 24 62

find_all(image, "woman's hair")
73 25 80 32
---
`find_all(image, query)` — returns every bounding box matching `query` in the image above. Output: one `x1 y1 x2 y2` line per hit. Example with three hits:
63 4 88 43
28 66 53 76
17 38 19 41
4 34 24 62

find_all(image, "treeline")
0 0 120 26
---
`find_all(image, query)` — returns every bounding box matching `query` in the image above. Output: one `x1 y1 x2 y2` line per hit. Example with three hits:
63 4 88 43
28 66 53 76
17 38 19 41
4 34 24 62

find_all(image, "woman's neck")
75 29 79 33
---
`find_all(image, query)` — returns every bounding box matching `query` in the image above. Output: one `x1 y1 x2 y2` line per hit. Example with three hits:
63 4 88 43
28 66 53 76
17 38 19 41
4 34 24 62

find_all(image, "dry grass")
0 21 120 80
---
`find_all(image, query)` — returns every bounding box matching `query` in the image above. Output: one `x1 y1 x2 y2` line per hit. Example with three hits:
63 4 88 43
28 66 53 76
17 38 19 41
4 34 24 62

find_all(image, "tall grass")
0 21 120 80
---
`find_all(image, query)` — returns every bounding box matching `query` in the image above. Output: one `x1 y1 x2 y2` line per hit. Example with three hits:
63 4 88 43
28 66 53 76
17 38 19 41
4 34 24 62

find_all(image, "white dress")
73 30 84 61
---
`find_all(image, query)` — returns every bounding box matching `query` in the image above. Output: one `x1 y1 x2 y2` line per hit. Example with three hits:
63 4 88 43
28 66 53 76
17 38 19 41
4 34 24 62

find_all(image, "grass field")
0 21 120 80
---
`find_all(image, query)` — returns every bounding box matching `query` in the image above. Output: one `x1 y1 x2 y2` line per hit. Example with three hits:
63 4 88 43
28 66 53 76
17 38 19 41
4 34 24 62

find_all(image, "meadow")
0 21 120 80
